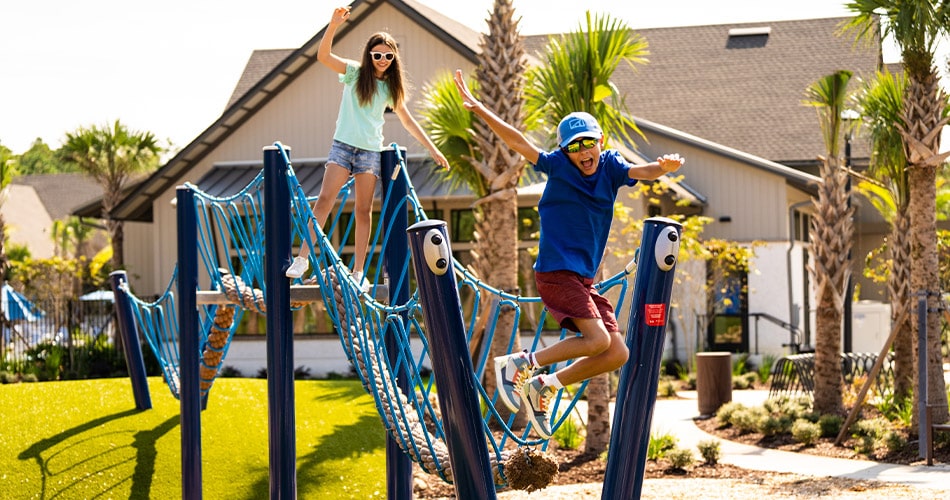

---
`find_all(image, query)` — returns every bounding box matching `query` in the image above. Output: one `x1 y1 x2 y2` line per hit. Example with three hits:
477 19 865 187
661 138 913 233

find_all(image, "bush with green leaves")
665 447 694 469
851 417 889 454
818 413 843 438
697 439 721 465
647 431 678 460
714 401 746 427
756 354 777 384
730 406 768 434
791 418 821 445
657 378 677 397
553 415 584 450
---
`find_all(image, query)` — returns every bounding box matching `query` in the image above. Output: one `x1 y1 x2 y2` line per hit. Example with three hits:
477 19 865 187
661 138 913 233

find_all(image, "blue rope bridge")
118 142 639 486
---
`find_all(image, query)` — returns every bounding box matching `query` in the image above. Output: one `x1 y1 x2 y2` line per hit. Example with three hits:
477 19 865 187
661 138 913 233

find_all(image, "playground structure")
110 143 681 499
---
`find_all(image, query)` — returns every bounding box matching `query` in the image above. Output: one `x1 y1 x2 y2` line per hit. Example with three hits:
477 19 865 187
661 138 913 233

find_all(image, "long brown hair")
356 32 405 108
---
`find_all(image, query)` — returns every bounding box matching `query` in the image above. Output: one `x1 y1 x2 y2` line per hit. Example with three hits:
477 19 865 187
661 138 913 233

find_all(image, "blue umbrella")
1 284 45 322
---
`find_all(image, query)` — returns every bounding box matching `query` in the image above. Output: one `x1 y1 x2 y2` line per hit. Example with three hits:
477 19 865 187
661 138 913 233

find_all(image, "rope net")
122 143 636 485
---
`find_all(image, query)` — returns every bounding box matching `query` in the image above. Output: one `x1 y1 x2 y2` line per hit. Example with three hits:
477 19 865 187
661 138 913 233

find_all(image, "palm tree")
855 69 915 400
523 12 647 149
60 120 162 270
422 0 528 418
523 11 648 454
845 0 950 424
802 70 855 415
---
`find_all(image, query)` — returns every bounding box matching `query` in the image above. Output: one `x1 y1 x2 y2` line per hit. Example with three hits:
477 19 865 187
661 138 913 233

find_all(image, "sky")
0 0 891 156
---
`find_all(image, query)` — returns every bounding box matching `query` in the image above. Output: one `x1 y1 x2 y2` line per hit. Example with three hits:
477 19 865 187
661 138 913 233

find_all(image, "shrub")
731 406 767 434
666 447 695 469
0 371 18 384
760 414 793 436
647 432 677 460
756 354 776 384
219 365 243 378
883 430 906 454
715 401 745 427
697 439 721 465
657 378 677 398
553 416 584 450
791 419 821 445
818 414 843 438
21 373 38 383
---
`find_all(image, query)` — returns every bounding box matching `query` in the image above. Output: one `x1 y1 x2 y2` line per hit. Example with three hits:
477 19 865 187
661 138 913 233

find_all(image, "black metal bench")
768 352 894 400
926 404 950 466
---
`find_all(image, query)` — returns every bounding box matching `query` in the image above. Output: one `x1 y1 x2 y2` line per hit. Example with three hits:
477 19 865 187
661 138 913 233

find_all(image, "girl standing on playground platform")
453 69 684 438
286 6 449 288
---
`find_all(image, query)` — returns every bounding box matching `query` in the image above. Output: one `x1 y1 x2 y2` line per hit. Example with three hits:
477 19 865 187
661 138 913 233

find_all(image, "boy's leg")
494 351 536 412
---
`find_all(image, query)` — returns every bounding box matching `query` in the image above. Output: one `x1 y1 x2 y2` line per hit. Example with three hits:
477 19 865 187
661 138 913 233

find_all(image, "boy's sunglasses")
370 51 395 61
563 138 598 153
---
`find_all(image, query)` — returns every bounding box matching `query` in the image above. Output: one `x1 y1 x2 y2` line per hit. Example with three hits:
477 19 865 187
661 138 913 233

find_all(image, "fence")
0 296 144 380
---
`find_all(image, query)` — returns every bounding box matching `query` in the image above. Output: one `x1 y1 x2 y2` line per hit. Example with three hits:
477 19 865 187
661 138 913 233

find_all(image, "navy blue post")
177 186 202 500
602 217 682 500
917 295 928 458
111 270 152 410
263 145 297 499
407 219 497 499
380 146 413 499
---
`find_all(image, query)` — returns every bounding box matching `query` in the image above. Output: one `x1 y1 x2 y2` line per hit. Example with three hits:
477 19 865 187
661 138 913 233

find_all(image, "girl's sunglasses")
563 138 598 153
370 51 395 61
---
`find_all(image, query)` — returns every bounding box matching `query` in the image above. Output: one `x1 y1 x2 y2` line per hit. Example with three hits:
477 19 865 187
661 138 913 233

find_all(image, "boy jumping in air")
454 70 684 438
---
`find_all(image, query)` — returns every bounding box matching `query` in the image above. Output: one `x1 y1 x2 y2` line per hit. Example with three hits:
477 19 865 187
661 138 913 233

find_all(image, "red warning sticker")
645 304 666 326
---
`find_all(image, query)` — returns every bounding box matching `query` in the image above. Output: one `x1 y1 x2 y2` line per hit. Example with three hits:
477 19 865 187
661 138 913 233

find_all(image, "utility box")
850 300 892 353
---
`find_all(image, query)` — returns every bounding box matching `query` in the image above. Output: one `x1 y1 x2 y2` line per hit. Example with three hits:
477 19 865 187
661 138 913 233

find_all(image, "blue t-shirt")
532 149 638 278
333 62 392 152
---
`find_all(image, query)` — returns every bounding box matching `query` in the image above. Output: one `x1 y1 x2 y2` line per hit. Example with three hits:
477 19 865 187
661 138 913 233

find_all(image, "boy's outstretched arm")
454 69 541 164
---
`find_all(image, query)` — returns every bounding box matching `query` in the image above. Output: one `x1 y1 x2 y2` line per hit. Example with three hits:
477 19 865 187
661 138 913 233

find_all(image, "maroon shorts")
535 269 619 333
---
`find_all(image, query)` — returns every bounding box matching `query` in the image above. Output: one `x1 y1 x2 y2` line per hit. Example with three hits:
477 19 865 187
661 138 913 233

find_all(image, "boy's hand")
658 154 684 173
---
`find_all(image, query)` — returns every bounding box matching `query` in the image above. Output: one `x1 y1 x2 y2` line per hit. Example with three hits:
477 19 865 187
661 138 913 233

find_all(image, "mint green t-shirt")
332 62 393 152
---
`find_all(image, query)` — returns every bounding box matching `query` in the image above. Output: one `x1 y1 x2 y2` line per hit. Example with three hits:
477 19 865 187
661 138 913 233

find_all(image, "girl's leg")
288 163 351 278
350 172 378 274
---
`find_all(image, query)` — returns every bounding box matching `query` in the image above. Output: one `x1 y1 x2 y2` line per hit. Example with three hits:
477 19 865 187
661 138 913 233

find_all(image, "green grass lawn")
0 377 388 499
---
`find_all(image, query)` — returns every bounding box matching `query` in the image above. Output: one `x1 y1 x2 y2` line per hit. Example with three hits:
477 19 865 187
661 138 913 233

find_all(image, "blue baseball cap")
557 112 603 148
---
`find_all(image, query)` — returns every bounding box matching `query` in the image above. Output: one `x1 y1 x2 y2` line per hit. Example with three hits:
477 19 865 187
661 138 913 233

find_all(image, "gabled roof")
99 7 877 223
524 17 879 170
107 0 480 223
15 173 103 220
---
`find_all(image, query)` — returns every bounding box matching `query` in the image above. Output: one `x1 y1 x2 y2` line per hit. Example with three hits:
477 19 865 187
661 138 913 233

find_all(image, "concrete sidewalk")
652 390 950 491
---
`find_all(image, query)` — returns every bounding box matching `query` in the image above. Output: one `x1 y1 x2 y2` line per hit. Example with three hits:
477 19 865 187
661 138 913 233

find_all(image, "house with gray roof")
77 0 903 365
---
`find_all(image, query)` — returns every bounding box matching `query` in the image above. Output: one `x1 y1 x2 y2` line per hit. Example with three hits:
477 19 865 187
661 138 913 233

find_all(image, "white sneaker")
352 271 371 293
286 256 309 279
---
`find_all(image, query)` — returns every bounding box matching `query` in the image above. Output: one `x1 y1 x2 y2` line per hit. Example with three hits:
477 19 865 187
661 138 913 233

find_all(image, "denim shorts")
535 269 619 333
327 140 381 177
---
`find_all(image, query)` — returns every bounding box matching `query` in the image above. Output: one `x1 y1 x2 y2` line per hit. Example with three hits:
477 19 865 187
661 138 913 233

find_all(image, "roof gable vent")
727 26 771 49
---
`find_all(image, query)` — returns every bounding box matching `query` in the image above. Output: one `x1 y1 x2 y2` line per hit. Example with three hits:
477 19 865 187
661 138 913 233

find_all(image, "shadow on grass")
244 380 389 499
130 415 179 498
18 409 178 499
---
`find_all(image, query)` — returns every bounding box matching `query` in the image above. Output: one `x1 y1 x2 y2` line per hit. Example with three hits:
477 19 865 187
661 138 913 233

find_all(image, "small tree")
60 120 162 270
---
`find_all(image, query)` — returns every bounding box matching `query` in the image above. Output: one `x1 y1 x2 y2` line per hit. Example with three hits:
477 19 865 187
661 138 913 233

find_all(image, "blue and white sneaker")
494 352 534 412
523 376 556 439
286 256 309 279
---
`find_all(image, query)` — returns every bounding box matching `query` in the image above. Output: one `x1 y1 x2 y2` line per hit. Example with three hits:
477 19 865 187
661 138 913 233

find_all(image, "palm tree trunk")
584 372 610 454
907 162 948 423
810 155 852 415
889 213 914 400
